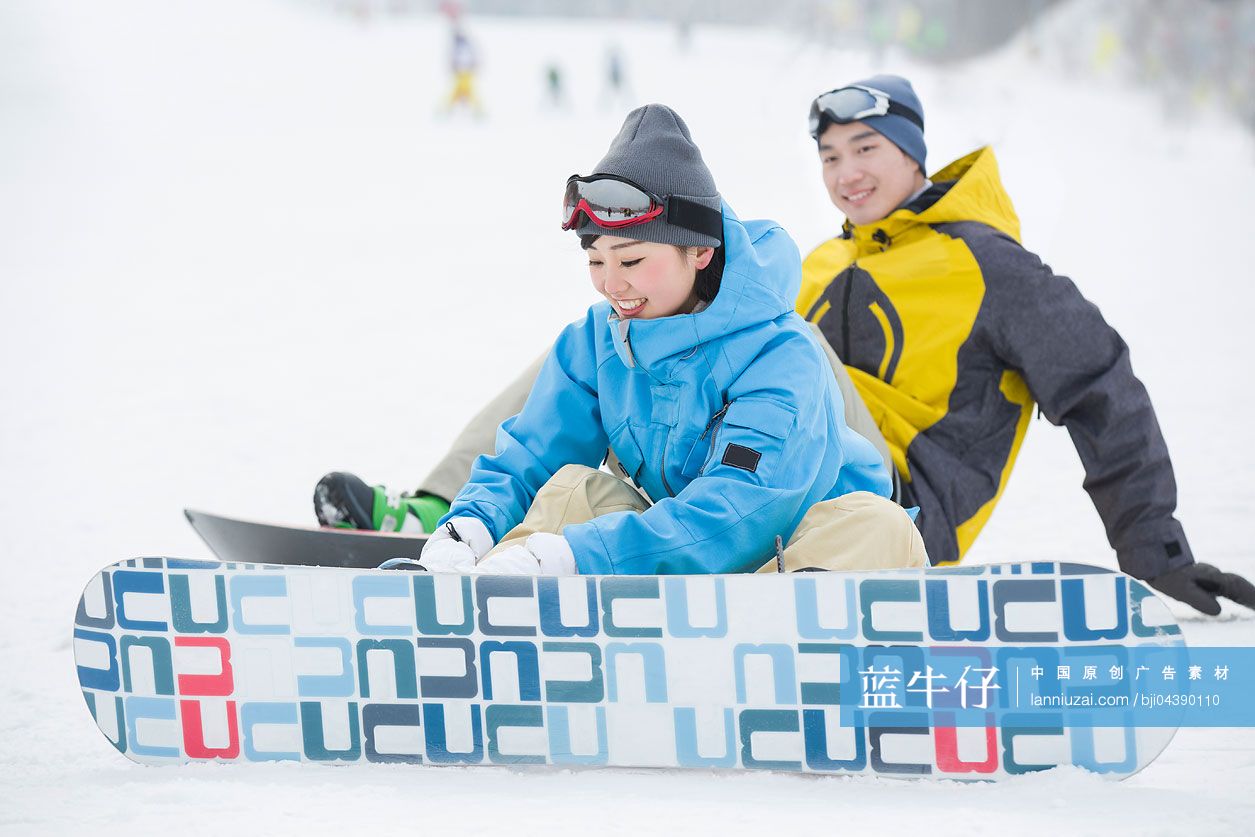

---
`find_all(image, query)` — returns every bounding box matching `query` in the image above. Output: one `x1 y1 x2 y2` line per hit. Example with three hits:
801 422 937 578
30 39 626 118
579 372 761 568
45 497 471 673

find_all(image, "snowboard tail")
185 508 427 568
73 559 1183 779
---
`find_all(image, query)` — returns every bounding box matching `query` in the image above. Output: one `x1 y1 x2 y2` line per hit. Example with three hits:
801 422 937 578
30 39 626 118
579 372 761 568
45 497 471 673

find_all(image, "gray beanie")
573 104 723 248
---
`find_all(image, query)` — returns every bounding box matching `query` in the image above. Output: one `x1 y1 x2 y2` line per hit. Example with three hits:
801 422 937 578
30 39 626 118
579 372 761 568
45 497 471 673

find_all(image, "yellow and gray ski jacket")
798 147 1193 579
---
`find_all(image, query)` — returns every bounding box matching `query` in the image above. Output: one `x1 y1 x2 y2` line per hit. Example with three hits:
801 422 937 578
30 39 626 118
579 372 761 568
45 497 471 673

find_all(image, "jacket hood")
608 201 801 373
844 146 1021 250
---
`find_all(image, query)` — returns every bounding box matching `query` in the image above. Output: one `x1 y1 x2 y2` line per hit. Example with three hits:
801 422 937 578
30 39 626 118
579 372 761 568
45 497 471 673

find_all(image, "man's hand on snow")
418 517 494 573
472 533 577 576
1148 562 1255 616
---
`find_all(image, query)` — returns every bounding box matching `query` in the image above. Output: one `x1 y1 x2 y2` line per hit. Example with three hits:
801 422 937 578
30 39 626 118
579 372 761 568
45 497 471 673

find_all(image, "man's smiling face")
818 120 925 226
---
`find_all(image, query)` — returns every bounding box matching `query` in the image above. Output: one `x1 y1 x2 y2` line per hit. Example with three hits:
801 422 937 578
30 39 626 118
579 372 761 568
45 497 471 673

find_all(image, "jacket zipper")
840 267 854 363
660 439 675 498
698 402 730 473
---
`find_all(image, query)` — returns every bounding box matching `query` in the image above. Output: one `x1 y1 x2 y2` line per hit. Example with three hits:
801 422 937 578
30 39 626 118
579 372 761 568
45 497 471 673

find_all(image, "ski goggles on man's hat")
561 173 722 241
807 84 925 138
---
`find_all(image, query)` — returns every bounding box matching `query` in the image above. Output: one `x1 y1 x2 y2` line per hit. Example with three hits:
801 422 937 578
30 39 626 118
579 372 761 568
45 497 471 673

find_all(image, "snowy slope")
1 0 1253 833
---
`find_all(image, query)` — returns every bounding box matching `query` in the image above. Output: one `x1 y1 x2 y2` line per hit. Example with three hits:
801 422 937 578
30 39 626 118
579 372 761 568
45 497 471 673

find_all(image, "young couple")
316 74 1255 616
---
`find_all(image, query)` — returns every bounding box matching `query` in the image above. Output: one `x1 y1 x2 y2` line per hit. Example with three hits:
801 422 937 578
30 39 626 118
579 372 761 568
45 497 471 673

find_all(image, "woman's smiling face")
586 235 713 320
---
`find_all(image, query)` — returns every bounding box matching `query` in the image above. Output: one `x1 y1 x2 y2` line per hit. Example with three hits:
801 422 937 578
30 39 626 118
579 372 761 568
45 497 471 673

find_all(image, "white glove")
472 532 578 576
419 517 495 573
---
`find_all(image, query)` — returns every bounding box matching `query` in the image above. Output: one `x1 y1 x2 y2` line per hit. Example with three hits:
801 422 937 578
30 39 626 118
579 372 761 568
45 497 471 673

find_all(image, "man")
794 75 1254 615
317 75 1254 616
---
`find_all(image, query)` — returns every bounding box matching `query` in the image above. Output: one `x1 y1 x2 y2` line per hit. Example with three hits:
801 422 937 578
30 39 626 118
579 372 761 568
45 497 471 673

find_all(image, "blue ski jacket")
443 204 892 574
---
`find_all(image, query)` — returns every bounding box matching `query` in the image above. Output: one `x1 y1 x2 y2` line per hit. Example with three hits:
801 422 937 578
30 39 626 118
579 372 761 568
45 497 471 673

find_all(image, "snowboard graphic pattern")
73 559 1183 779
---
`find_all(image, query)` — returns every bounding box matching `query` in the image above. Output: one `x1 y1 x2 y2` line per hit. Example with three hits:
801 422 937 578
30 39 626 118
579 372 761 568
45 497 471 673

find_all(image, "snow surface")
2 1 1254 833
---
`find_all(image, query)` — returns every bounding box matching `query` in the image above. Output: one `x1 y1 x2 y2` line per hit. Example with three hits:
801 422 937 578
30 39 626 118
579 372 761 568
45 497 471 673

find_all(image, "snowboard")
74 558 1186 779
185 508 427 569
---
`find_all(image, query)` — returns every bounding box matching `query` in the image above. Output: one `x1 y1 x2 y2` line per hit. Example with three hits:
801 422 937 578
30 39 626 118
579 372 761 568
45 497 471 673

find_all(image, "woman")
419 104 925 576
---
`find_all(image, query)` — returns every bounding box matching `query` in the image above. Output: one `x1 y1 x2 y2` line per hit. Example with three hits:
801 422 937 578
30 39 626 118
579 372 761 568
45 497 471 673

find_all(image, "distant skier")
675 17 692 51
602 44 632 108
442 26 483 117
319 104 924 577
543 62 565 109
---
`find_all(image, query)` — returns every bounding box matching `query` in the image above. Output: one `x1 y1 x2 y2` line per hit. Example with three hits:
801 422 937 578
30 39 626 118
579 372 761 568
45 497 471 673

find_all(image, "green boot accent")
370 487 450 534
408 494 451 533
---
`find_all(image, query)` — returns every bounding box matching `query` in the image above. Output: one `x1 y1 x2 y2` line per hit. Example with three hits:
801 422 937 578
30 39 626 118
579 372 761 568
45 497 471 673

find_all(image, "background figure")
543 62 566 109
675 17 692 50
443 26 483 117
601 44 634 108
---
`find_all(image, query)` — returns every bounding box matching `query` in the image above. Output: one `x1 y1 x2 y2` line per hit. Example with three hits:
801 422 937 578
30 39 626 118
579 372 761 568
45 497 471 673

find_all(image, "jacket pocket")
608 421 646 485
712 398 798 484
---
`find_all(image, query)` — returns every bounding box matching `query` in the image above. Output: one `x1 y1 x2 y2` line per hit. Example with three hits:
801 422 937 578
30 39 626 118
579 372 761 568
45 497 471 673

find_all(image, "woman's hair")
579 235 725 304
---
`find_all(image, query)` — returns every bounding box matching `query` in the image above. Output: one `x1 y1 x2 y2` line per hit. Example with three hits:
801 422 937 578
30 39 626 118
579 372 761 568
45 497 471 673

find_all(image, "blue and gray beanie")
822 74 927 173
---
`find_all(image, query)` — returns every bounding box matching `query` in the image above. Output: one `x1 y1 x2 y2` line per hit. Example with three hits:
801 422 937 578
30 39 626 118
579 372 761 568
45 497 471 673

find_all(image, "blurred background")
313 0 1255 130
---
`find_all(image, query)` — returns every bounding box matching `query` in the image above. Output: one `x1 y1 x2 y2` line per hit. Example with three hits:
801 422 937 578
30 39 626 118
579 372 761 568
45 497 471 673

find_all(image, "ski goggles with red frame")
561 174 723 242
808 84 924 138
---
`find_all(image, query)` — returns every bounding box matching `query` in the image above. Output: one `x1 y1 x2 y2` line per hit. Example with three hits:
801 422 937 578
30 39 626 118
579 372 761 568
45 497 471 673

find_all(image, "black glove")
313 471 376 529
1147 562 1255 616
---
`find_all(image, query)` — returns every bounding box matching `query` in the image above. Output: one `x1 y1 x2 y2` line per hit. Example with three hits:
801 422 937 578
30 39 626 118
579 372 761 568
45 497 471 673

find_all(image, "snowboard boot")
313 471 450 533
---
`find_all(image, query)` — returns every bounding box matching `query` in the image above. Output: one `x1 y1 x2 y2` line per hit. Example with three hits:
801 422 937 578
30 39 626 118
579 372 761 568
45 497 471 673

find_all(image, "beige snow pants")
485 464 926 572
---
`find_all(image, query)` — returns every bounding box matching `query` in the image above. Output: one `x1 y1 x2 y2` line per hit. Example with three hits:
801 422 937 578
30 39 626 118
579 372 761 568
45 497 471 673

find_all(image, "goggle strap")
885 99 924 131
666 197 723 242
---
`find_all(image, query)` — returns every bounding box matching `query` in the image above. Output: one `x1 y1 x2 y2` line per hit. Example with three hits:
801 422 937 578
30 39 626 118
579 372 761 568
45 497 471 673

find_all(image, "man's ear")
693 247 715 270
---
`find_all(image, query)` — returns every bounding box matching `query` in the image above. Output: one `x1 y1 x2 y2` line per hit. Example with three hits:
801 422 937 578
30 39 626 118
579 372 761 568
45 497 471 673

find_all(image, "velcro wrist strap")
448 516 495 558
